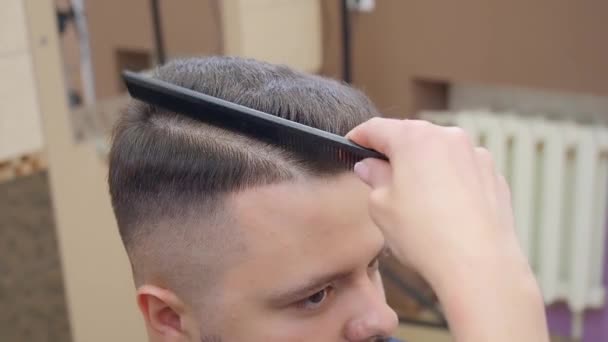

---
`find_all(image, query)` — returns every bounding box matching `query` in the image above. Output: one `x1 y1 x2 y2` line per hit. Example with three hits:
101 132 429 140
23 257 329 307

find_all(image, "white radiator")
422 110 608 330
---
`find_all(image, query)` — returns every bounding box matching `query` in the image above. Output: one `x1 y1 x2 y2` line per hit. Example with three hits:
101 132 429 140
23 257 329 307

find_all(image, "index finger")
346 117 405 157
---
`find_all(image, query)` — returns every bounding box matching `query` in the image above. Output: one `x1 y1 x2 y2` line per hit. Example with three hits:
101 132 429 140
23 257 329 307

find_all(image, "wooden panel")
160 0 224 58
221 0 322 73
0 53 43 160
0 0 29 56
24 0 147 341
319 0 343 79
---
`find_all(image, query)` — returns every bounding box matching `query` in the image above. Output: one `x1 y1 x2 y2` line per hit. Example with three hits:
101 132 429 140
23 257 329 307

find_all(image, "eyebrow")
269 244 387 306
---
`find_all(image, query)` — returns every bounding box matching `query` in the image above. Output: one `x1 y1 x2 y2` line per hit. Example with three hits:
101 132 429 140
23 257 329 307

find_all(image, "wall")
0 0 44 160
321 1 608 339
321 0 608 117
220 0 322 74
85 0 222 99
86 0 323 100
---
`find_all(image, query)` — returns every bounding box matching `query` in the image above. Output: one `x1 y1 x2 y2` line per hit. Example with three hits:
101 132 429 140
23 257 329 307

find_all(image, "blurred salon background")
1 1 607 341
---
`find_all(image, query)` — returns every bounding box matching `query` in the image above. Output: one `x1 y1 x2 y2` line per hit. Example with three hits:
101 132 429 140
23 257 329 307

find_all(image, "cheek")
218 299 348 341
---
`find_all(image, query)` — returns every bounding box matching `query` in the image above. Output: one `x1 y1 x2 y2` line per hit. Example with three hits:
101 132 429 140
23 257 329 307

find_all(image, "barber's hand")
347 118 549 342
347 118 519 279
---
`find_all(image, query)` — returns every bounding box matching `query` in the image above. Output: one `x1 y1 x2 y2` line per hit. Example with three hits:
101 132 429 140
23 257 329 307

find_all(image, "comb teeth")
122 70 387 171
276 129 358 171
256 122 371 171
339 146 358 169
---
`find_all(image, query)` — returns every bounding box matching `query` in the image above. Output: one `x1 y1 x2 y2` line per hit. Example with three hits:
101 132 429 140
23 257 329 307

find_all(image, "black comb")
122 70 387 170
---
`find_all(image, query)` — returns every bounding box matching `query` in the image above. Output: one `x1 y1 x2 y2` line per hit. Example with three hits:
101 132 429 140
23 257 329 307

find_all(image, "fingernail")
353 161 369 182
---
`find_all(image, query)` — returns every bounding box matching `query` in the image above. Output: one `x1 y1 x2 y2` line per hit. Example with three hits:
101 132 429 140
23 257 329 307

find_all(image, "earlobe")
137 285 187 338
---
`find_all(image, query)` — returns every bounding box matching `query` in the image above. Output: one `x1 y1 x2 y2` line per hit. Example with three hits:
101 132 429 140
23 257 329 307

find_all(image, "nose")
343 280 399 341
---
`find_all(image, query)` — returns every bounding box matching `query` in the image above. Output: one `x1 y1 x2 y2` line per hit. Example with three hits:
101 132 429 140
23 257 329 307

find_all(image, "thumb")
353 158 392 188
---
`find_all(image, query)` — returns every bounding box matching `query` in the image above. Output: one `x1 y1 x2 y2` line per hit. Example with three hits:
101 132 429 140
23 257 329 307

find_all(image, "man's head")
109 57 397 341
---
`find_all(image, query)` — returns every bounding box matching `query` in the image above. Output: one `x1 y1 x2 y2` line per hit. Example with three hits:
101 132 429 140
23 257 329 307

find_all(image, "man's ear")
137 285 188 339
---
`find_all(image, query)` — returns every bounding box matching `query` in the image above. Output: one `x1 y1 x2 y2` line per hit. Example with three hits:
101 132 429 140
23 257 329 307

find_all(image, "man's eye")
297 286 333 310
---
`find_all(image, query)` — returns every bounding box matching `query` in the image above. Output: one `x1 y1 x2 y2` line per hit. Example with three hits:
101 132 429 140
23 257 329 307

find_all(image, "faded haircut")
108 56 379 298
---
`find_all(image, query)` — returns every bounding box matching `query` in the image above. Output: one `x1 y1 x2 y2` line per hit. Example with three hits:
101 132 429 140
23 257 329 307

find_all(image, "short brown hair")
109 58 379 316
109 57 379 253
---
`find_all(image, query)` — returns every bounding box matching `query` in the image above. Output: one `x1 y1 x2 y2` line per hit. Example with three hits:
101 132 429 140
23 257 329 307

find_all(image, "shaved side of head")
108 57 379 315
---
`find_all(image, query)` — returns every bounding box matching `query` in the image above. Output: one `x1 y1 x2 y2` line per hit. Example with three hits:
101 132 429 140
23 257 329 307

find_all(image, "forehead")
225 174 384 285
230 174 377 248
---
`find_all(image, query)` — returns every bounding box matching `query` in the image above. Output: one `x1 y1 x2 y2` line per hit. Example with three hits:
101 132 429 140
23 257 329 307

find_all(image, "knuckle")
402 120 434 143
395 119 412 132
441 126 474 151
445 126 469 141
497 174 512 197
369 188 394 215
475 147 494 165
408 119 432 130
369 189 386 207
477 148 498 173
